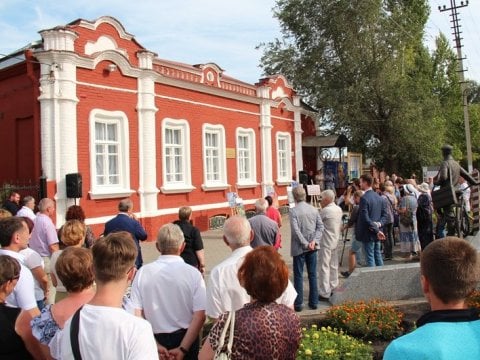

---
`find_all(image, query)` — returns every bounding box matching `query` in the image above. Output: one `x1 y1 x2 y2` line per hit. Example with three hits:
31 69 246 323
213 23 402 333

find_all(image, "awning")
302 134 348 148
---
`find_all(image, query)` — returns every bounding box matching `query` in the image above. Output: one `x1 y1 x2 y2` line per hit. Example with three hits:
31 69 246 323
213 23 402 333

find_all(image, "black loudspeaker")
66 173 82 198
299 170 308 185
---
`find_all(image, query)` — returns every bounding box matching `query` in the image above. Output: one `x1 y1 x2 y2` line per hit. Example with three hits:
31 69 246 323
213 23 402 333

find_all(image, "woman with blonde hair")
50 220 86 302
63 205 95 248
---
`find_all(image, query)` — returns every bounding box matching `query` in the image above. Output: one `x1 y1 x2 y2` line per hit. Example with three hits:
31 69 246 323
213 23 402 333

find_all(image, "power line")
439 0 473 172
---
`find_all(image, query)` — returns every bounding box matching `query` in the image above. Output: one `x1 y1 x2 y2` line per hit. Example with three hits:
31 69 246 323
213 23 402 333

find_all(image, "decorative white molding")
294 114 303 175
272 86 288 99
235 127 257 185
257 90 274 196
276 132 293 183
88 109 132 199
73 52 263 105
137 72 159 214
201 184 230 191
137 51 156 70
39 29 78 51
88 189 136 200
35 49 79 225
160 185 196 194
84 197 258 225
197 63 223 87
77 16 134 40
85 35 128 58
161 118 193 193
236 182 260 189
202 123 227 189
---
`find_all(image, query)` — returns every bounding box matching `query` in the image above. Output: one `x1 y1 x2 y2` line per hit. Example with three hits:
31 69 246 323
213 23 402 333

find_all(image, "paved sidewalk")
140 213 413 315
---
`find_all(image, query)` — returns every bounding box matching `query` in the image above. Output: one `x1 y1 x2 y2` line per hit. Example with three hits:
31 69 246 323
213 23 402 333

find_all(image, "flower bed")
297 299 427 359
297 325 373 359
466 290 480 309
323 299 404 341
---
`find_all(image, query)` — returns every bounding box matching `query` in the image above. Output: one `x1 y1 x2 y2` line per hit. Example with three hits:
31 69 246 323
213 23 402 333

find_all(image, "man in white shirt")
16 196 36 221
61 232 158 360
19 246 48 309
318 190 343 301
0 217 41 356
206 215 297 320
131 223 206 360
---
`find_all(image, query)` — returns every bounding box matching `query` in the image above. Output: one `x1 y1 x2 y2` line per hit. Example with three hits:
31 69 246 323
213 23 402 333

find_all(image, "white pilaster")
137 51 159 215
293 95 303 176
37 28 79 225
257 86 274 196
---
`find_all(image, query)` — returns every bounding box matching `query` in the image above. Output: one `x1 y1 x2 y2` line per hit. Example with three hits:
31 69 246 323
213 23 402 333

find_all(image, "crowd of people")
0 143 478 359
0 192 301 359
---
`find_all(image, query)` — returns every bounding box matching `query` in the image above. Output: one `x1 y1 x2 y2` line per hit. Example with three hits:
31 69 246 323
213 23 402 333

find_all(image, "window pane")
96 153 104 176
94 120 122 188
107 124 117 141
164 126 185 184
95 123 105 141
165 129 172 144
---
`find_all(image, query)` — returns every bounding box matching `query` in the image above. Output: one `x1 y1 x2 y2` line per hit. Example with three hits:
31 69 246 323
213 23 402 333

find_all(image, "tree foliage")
259 0 472 175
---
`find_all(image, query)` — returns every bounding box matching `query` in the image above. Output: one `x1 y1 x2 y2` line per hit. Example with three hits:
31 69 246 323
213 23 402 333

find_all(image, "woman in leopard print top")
199 246 301 359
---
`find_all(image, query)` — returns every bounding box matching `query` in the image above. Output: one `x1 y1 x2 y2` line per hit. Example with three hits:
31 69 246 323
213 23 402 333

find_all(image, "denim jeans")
363 241 384 267
436 208 447 239
293 250 318 308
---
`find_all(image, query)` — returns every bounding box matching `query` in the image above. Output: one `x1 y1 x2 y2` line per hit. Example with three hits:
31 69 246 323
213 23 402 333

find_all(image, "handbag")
400 197 414 228
214 311 235 360
431 167 458 210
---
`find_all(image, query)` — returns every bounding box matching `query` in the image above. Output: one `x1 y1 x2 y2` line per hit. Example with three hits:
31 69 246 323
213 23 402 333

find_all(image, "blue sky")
0 0 479 84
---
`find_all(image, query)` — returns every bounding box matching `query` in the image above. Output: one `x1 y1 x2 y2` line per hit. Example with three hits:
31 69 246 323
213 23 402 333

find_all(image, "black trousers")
382 223 394 258
154 329 199 360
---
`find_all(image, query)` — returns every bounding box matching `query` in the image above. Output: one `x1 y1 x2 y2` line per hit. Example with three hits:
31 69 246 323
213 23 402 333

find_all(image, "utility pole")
439 0 473 172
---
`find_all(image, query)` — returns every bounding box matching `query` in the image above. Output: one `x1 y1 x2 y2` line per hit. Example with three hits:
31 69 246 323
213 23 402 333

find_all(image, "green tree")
259 0 445 175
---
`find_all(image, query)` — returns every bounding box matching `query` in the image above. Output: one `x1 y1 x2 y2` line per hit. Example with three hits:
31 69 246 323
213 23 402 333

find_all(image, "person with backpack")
416 183 434 250
398 184 421 261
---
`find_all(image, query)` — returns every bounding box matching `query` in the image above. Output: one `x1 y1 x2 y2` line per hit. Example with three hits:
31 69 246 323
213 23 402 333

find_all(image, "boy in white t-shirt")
60 232 158 360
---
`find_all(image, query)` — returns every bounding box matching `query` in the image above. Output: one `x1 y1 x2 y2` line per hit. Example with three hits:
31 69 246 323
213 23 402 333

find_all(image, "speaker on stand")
66 173 82 204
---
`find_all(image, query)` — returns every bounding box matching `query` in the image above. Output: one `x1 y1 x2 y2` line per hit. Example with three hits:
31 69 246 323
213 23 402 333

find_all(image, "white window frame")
202 124 228 191
88 109 133 199
276 132 292 185
160 118 194 194
235 128 258 188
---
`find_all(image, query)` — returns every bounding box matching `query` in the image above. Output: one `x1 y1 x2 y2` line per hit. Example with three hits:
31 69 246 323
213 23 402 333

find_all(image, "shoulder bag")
70 307 83 360
400 197 414 228
214 311 235 360
431 166 458 210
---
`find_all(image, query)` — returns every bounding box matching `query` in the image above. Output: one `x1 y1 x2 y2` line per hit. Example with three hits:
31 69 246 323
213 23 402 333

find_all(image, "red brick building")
0 16 317 237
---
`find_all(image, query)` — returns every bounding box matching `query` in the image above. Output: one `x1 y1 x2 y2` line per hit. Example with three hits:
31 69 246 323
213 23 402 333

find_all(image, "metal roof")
302 134 348 148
